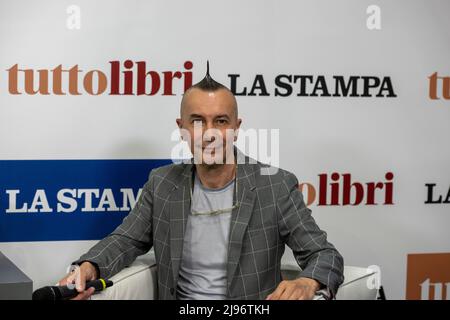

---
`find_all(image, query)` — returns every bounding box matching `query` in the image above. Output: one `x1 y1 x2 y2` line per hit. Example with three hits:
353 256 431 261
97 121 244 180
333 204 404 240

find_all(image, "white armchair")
92 252 382 300
281 263 381 300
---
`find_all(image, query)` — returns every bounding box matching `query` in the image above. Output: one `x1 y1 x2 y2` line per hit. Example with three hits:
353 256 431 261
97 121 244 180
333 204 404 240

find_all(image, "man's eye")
217 119 227 125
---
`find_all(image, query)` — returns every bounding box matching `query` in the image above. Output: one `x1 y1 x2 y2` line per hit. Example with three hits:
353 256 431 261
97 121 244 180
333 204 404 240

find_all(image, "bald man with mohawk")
60 62 344 300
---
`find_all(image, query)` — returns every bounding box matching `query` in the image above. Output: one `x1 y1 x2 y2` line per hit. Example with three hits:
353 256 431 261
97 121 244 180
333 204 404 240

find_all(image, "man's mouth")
202 143 220 150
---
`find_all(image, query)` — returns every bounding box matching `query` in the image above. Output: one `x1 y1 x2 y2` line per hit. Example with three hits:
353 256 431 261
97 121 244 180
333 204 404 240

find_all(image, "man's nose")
203 129 216 142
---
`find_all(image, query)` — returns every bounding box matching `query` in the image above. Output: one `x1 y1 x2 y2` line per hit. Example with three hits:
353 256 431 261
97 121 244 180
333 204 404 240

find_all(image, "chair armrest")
91 252 157 300
281 263 380 300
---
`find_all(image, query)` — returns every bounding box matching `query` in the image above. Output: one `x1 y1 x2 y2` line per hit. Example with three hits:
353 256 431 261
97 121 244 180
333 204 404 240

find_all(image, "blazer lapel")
169 162 193 285
226 162 257 290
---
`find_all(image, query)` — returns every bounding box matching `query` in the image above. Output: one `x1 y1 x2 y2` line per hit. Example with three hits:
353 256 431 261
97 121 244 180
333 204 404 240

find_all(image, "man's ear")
176 118 183 139
234 118 242 141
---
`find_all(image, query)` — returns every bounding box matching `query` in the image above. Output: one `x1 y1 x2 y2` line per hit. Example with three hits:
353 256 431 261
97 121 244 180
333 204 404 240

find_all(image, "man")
59 63 344 300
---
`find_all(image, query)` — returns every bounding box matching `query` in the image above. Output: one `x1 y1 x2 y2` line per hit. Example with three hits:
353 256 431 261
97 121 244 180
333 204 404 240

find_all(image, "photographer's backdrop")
1 0 449 300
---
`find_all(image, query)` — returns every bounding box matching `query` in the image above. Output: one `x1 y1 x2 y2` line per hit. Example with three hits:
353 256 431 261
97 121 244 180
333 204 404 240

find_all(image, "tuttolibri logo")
6 60 193 96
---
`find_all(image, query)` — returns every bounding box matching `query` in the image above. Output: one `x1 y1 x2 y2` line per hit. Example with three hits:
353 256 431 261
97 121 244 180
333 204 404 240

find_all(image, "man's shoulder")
151 161 185 176
148 162 188 185
244 159 299 190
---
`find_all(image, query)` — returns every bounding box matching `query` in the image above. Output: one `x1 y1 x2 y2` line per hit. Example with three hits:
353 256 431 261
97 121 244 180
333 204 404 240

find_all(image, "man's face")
176 88 241 165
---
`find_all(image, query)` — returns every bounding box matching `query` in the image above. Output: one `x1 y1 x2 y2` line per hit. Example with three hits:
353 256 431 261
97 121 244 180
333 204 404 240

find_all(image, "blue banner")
0 159 171 242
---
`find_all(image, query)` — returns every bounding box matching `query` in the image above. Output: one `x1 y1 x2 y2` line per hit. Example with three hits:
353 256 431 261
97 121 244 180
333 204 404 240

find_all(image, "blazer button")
170 288 175 295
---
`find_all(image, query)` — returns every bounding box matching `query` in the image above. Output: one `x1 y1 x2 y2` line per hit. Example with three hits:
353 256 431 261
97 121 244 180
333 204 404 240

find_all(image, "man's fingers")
266 281 287 300
297 288 315 300
278 286 296 300
75 270 86 292
296 291 307 300
287 288 303 300
266 288 283 300
267 280 318 300
58 273 76 286
71 292 87 300
71 287 95 300
85 287 95 299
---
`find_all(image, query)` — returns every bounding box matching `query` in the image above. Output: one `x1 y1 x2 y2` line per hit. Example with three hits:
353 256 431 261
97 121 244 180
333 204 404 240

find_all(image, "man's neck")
195 162 237 189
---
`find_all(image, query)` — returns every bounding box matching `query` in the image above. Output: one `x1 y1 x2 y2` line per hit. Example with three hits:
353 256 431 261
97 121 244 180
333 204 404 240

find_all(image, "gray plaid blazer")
76 149 344 299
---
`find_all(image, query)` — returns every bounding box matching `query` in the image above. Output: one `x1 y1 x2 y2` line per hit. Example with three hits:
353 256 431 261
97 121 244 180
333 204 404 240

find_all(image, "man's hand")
266 277 321 300
58 261 98 300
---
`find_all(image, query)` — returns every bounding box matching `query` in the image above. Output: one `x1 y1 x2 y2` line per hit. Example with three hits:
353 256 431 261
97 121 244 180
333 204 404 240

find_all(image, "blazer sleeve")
276 171 344 297
73 170 155 279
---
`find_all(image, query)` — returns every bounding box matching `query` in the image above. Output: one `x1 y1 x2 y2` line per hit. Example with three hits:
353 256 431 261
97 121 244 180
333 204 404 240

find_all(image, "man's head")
176 62 241 165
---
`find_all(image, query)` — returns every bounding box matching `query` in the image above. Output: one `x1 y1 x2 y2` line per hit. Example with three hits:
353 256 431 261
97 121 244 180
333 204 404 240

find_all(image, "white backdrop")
1 0 449 300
